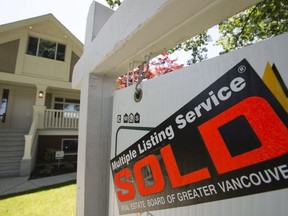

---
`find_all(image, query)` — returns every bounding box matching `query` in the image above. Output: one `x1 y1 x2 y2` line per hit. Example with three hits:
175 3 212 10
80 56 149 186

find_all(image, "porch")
19 108 79 177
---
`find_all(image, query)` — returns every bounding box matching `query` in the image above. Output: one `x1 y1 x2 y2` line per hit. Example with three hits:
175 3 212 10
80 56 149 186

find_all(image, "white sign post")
55 151 64 169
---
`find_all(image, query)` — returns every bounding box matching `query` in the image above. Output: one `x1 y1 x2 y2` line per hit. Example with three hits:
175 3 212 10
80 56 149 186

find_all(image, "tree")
116 52 184 89
106 0 121 9
216 0 288 54
169 31 211 65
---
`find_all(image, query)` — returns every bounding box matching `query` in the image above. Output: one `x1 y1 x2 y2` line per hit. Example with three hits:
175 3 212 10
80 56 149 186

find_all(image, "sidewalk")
0 172 76 197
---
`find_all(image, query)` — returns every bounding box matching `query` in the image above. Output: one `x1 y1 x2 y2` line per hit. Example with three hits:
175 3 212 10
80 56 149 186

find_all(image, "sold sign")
111 59 288 214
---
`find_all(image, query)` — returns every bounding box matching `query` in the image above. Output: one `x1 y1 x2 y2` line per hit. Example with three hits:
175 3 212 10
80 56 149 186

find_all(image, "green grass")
0 182 76 216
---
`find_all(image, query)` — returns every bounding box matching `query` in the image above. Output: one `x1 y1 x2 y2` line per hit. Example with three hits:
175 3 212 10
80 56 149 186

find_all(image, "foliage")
0 183 76 216
169 31 211 65
43 148 57 162
39 164 54 175
63 162 75 170
116 52 184 89
216 0 288 54
106 0 121 9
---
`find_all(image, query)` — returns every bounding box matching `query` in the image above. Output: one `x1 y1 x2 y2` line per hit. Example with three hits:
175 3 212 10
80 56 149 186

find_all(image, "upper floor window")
27 36 66 61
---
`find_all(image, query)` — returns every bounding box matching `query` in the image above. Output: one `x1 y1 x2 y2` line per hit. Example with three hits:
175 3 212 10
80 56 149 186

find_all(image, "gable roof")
0 14 83 49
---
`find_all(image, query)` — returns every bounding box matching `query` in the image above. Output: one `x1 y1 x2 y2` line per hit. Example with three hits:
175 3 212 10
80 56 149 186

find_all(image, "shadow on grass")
0 180 76 200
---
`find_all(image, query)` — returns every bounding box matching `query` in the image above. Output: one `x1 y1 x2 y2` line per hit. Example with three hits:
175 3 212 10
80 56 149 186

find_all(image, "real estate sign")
109 34 288 215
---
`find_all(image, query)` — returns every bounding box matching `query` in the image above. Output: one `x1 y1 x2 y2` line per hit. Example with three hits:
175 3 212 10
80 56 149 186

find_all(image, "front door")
10 88 35 131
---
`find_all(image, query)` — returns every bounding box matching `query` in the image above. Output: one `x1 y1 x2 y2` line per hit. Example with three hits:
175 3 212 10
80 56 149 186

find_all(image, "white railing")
44 109 79 128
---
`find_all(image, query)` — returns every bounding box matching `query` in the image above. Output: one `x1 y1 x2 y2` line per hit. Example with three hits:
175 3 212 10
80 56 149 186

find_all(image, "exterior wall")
22 55 68 80
0 21 82 89
0 39 19 73
69 51 80 82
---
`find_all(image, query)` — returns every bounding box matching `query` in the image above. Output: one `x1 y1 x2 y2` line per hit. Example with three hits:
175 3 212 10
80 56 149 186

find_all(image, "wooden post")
76 73 115 216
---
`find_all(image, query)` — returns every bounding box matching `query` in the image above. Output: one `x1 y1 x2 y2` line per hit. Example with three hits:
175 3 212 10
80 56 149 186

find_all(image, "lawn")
0 182 76 216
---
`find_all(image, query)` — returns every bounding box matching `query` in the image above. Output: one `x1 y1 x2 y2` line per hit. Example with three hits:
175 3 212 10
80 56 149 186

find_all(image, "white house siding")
0 39 19 73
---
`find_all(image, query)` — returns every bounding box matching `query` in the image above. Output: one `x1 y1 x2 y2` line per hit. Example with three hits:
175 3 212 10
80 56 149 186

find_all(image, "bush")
39 164 54 175
63 162 75 170
44 148 58 162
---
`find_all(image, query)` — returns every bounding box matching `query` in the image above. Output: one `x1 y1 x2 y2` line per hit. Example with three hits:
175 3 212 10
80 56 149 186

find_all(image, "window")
56 43 66 61
54 97 80 118
27 37 38 55
38 39 56 59
26 36 66 61
61 139 78 155
0 89 9 123
54 97 80 112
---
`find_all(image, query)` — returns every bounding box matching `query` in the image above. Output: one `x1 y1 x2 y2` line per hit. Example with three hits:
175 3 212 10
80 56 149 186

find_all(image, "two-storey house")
0 14 82 177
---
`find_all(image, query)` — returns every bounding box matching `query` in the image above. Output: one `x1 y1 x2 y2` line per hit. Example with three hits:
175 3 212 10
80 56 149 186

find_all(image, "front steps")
0 130 26 177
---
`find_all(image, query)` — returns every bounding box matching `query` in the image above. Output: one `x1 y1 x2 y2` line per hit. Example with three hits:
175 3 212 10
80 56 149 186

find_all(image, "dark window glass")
64 104 80 112
26 36 66 61
38 39 56 59
0 89 9 123
27 37 38 56
62 139 78 154
65 99 80 104
54 97 80 112
56 44 66 61
55 97 64 102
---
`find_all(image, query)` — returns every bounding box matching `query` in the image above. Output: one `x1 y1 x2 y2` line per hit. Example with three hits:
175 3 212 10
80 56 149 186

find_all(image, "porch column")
76 73 115 216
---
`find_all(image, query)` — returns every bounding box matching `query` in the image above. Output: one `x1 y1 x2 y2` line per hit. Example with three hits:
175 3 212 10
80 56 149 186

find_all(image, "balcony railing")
44 109 79 129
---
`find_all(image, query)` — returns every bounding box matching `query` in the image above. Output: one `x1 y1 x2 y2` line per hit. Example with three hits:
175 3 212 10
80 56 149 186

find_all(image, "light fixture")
38 91 44 98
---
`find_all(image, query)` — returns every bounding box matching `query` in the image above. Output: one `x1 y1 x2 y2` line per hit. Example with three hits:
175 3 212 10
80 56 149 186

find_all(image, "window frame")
26 36 66 62
61 138 78 155
53 97 80 112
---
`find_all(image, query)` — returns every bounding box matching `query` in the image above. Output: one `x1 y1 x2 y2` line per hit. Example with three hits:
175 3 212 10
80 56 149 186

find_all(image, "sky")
0 0 109 43
0 0 222 65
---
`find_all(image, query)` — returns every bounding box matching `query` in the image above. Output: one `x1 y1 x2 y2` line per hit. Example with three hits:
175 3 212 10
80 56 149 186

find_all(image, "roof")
0 14 83 49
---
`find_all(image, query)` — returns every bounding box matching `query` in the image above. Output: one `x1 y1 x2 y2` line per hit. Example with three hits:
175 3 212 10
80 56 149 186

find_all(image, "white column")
77 73 115 216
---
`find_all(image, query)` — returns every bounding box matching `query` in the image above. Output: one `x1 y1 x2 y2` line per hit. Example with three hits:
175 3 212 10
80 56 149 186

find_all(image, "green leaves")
106 0 121 9
217 0 288 54
169 31 211 65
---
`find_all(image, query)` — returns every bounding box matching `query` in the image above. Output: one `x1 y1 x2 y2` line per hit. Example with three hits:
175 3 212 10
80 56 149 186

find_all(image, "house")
0 14 83 177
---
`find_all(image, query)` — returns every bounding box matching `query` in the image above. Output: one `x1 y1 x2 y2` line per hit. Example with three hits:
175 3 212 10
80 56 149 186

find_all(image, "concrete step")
0 157 22 164
0 130 26 177
0 163 20 172
0 145 24 152
0 170 19 177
